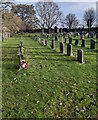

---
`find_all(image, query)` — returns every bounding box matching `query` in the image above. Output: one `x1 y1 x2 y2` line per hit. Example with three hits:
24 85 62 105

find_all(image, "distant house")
0 26 10 42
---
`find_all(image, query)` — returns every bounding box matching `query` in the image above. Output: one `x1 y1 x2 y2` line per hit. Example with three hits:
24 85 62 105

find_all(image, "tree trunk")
48 27 51 34
42 27 44 34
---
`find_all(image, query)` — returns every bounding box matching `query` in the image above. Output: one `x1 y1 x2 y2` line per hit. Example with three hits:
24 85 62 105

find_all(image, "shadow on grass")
2 46 19 48
29 56 76 62
3 63 19 70
25 47 51 49
2 58 18 61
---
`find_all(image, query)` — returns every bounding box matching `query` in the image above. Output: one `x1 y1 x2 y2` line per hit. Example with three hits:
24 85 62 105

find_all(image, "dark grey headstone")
64 38 66 43
69 37 72 44
51 40 55 49
55 35 58 40
96 33 98 38
67 44 73 56
90 39 96 49
20 41 22 47
77 49 84 63
81 40 85 47
75 39 78 46
60 42 65 53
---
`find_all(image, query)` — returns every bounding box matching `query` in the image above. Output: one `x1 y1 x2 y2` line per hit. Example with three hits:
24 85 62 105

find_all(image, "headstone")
20 41 22 47
67 33 70 38
60 42 65 53
67 44 73 56
69 37 72 44
90 39 96 49
19 45 22 53
18 48 21 68
51 40 55 49
42 39 45 45
55 34 58 40
61 36 63 42
54 26 57 33
38 37 41 43
45 40 48 46
77 49 84 63
75 39 78 46
81 39 85 47
90 33 94 38
64 38 66 43
96 33 98 38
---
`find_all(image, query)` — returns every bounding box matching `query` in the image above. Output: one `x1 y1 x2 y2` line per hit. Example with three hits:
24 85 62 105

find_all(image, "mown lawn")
2 34 97 118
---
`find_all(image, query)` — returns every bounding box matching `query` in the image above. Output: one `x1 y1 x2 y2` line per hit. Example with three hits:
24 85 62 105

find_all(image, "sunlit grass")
2 34 97 118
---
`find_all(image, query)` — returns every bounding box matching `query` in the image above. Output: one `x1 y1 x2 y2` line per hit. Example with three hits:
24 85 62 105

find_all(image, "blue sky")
15 0 97 25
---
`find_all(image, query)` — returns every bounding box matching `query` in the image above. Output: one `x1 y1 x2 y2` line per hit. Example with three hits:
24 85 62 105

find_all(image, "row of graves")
17 37 28 69
30 32 96 64
0 27 10 42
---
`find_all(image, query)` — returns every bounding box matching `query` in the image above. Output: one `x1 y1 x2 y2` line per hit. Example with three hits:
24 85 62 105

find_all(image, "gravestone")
81 39 85 47
61 36 64 42
19 45 22 53
96 33 98 38
51 40 55 49
67 33 70 38
69 37 72 44
20 41 22 47
77 49 84 63
64 38 66 43
38 37 41 43
45 40 48 46
90 39 96 49
75 39 78 46
55 34 58 40
60 42 65 53
67 44 73 56
90 33 94 38
42 40 45 45
18 48 21 68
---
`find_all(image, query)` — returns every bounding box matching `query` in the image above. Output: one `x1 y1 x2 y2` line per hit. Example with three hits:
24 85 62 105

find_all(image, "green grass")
2 34 97 118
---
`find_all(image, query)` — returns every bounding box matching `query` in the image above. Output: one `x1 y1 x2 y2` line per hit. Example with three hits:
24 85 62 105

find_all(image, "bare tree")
62 13 79 30
83 8 95 28
0 0 15 11
35 1 63 34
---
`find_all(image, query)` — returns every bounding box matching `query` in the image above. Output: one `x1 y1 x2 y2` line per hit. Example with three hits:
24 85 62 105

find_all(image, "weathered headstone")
77 49 84 63
81 39 85 47
42 39 45 45
60 42 65 53
69 37 72 44
75 39 78 46
67 44 73 56
90 39 96 49
51 40 55 49
38 37 41 43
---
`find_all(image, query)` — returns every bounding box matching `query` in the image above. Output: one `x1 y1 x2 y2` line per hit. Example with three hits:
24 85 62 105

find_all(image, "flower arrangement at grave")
20 47 28 69
20 55 28 69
